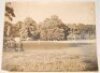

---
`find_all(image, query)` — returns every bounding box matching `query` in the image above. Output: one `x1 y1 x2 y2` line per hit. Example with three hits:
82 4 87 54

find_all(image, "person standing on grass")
10 37 16 51
14 37 24 52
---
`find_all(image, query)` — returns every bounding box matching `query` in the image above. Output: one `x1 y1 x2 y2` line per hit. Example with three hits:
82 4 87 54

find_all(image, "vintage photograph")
2 1 98 72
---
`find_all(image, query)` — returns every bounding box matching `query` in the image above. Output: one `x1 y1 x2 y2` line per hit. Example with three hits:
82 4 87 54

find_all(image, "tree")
40 15 70 40
5 2 15 20
20 17 39 40
4 2 15 37
14 21 24 37
4 2 15 50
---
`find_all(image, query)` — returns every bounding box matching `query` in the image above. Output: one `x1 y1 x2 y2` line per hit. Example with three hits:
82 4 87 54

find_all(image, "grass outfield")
2 42 98 72
22 40 96 49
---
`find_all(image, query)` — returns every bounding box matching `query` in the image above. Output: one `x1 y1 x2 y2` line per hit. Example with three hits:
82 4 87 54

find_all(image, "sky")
11 1 95 24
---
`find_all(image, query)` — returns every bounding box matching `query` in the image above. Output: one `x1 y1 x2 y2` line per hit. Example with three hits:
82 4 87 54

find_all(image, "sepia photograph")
1 0 98 72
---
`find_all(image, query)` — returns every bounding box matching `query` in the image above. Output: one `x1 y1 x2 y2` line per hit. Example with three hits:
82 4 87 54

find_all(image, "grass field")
2 42 98 72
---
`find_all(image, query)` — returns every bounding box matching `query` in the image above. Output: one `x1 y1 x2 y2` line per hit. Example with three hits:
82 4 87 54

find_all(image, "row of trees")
13 16 96 41
13 16 70 41
4 2 96 41
67 24 96 40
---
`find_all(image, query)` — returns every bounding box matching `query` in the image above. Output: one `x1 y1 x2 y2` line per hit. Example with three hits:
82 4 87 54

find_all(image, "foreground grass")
2 43 98 72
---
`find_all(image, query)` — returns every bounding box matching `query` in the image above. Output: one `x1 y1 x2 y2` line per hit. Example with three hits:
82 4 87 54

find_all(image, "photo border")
0 0 99 73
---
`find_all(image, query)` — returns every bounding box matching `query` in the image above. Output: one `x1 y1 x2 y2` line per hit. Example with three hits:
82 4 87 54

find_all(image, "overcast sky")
11 1 95 24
